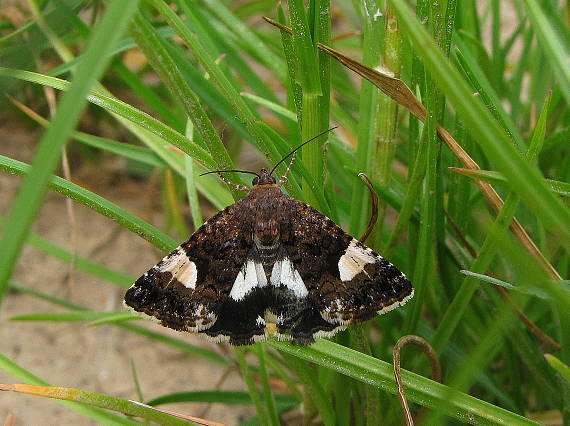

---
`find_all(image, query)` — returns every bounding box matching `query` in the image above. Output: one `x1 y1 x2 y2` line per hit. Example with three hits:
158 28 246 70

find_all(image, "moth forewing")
125 169 413 345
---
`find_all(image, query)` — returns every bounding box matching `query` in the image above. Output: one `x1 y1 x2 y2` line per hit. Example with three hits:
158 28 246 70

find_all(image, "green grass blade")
454 43 525 150
130 361 145 403
235 347 270 425
130 10 240 199
171 0 280 107
270 339 537 425
118 322 228 365
287 0 321 94
204 1 287 81
523 0 570 107
404 89 438 335
10 311 139 323
70 133 166 168
145 0 277 175
287 0 328 209
9 282 228 365
424 301 520 424
389 0 570 249
450 168 570 197
0 0 141 304
0 382 193 426
8 282 87 311
0 67 217 170
371 2 402 247
459 270 551 299
281 352 336 426
431 91 557 352
348 0 384 236
112 58 185 130
544 354 570 383
0 155 177 251
146 390 298 408
13 101 167 168
253 345 280 426
0 354 140 425
184 122 204 229
0 222 134 287
240 92 297 122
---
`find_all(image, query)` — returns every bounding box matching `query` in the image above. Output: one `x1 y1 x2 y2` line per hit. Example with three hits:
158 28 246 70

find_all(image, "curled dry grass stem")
358 173 379 244
393 335 442 426
263 17 561 281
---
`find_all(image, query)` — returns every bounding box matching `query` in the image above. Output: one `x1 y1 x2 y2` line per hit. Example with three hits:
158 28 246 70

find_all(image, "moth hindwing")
125 170 413 345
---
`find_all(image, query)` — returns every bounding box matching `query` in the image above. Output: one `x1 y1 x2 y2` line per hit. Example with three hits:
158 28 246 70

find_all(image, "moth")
125 133 413 345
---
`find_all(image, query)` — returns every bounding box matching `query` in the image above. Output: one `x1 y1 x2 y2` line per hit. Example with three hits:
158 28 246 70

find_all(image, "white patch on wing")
176 262 197 288
270 257 308 298
157 248 198 289
229 260 267 301
338 238 379 281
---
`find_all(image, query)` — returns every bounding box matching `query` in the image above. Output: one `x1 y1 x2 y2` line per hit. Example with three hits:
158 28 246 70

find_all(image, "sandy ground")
0 119 254 425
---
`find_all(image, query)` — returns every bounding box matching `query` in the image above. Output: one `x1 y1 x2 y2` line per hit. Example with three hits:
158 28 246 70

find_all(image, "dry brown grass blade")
263 17 561 281
358 173 379 244
263 17 426 119
0 384 227 426
393 335 442 426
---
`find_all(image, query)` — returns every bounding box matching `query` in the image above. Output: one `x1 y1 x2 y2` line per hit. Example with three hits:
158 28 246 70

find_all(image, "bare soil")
0 118 253 425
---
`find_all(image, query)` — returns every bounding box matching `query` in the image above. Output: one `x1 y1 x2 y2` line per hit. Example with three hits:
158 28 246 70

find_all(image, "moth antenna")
269 126 338 177
277 151 297 186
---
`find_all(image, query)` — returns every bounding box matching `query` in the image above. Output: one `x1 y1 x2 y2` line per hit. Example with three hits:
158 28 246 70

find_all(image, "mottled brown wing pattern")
124 198 267 344
125 176 413 346
278 197 413 342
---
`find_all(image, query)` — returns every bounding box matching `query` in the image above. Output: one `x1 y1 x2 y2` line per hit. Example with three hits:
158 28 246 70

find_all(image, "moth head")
252 168 277 186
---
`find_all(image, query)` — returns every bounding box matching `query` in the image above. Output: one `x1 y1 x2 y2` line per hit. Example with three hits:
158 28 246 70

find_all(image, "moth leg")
216 172 249 192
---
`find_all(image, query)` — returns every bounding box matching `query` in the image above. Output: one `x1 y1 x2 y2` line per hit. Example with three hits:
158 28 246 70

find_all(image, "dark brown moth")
125 133 413 345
